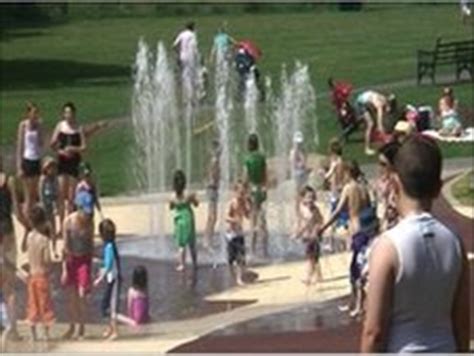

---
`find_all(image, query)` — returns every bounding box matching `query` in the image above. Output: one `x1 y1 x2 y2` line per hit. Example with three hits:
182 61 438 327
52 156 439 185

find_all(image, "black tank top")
58 131 81 161
0 176 12 221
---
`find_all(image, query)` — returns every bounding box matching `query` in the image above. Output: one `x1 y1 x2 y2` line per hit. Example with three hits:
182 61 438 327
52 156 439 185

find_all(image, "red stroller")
328 78 363 142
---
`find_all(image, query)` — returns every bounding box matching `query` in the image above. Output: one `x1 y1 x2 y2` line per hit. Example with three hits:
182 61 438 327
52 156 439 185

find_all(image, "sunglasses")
378 160 388 167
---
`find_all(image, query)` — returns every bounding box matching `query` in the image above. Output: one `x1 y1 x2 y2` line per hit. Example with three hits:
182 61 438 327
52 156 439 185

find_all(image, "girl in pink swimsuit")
127 266 149 325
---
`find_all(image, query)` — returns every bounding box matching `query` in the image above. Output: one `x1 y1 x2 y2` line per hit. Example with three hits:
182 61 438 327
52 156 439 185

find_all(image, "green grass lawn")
1 4 473 195
452 171 474 207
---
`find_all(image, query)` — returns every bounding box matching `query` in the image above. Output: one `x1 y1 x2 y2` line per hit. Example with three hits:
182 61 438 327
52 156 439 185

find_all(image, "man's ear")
391 172 402 197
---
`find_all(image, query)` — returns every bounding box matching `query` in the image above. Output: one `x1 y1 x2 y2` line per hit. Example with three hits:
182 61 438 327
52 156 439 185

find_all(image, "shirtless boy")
319 160 378 316
25 205 54 341
225 181 251 285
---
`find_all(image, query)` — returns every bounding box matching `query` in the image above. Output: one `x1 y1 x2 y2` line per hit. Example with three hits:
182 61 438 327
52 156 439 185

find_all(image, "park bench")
417 38 474 84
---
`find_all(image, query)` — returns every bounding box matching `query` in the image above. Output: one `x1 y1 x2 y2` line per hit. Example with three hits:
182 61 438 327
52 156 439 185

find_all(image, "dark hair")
173 170 186 196
378 141 401 166
300 185 316 197
344 160 362 180
63 102 76 114
247 133 259 152
132 265 148 292
99 218 116 242
393 135 442 200
186 21 195 31
29 205 47 229
328 138 342 156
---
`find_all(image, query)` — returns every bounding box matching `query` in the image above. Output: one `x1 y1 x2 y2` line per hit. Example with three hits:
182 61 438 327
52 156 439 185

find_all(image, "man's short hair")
393 135 442 200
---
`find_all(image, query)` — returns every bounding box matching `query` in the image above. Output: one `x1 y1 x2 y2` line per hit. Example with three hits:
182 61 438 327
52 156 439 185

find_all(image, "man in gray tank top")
361 136 469 352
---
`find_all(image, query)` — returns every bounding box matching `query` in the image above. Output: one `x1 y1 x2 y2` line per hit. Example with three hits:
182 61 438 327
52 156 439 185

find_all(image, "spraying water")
244 72 259 134
272 62 317 249
130 39 318 263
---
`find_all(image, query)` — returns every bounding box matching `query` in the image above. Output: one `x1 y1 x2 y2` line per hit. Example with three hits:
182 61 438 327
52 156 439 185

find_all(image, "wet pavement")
172 192 474 353
13 254 249 326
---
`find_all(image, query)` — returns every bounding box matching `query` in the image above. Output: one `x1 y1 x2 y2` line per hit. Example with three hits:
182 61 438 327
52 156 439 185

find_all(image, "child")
39 157 60 257
225 181 251 285
319 161 376 317
126 266 150 326
75 162 102 218
376 142 400 231
243 133 269 258
169 170 198 272
204 139 221 249
324 138 348 251
289 131 311 215
93 219 122 340
292 186 324 285
25 205 54 341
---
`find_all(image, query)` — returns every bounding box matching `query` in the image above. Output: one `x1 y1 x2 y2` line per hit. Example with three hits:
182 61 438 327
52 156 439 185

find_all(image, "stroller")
234 41 264 101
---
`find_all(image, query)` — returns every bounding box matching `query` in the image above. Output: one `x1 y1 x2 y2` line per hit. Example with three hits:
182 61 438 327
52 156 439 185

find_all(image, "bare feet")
76 324 85 340
61 326 75 340
102 327 112 339
5 328 23 341
106 333 118 341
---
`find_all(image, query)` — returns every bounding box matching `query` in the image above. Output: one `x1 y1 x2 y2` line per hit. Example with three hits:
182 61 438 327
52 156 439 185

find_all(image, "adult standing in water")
0 155 27 341
16 102 44 215
50 102 87 224
173 21 199 101
61 190 95 340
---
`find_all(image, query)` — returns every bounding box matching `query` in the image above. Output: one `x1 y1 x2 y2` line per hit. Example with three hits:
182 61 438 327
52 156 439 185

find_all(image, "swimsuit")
57 123 82 178
64 224 93 292
41 175 58 218
128 292 149 325
226 232 246 265
22 124 41 177
172 201 196 248
304 238 321 262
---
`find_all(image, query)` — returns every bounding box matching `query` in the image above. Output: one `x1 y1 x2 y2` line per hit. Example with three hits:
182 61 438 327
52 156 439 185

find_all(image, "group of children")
1 151 151 343
2 112 412 343
288 129 404 319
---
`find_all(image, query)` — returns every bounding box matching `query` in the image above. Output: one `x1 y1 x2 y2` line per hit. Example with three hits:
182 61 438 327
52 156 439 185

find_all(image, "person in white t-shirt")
173 22 199 101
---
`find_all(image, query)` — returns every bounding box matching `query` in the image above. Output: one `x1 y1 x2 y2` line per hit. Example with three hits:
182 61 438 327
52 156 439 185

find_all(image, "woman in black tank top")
50 102 87 225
